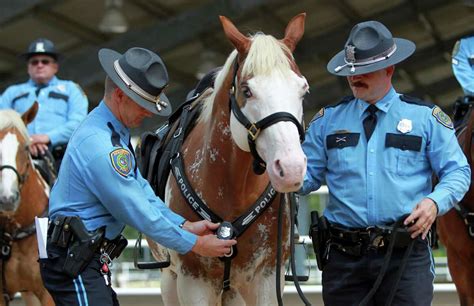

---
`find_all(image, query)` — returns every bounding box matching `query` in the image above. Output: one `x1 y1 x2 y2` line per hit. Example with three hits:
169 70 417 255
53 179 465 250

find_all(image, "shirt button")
370 149 374 153
369 172 374 176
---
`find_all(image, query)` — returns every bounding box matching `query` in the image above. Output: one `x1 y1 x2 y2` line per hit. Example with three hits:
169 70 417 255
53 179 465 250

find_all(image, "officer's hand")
29 134 50 156
404 198 438 240
191 234 237 257
182 220 219 235
30 134 50 145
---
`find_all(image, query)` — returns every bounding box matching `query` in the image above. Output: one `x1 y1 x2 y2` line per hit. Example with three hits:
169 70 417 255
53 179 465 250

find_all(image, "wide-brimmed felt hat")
99 47 171 116
20 38 61 61
327 21 416 76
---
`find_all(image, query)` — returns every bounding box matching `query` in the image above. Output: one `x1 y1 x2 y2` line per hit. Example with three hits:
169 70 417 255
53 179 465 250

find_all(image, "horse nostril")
275 159 285 177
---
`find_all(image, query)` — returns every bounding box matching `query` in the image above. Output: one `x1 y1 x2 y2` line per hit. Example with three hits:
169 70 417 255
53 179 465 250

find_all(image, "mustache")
350 81 368 88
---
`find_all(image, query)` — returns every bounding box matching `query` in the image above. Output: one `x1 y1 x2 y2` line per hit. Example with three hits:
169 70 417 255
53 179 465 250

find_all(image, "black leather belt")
329 225 414 256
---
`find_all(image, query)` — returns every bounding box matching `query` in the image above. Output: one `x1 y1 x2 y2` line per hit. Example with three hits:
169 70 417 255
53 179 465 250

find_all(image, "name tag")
326 133 360 149
385 133 422 152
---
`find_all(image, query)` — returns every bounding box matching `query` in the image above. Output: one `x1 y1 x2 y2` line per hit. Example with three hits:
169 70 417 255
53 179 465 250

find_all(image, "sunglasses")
29 59 53 66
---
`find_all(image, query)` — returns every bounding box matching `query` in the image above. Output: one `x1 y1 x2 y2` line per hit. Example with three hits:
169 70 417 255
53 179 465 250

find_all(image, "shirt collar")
97 101 130 143
28 76 58 87
357 87 396 118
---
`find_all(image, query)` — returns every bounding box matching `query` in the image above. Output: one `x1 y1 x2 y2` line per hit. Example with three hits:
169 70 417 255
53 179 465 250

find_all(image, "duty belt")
328 225 414 256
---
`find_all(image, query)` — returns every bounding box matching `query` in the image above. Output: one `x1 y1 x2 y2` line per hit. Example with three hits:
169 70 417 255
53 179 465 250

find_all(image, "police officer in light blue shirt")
0 38 88 169
302 21 470 306
452 36 474 96
40 47 236 306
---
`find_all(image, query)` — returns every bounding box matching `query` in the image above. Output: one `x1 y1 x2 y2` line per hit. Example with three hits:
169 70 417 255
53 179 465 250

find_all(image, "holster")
309 211 329 271
103 235 128 260
49 216 105 278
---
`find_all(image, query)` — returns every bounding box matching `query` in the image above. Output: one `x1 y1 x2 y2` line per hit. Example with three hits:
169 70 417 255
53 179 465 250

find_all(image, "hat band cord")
113 60 168 111
335 44 397 74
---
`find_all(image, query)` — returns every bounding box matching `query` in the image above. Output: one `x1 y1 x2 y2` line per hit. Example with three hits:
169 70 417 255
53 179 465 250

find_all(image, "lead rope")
276 193 311 306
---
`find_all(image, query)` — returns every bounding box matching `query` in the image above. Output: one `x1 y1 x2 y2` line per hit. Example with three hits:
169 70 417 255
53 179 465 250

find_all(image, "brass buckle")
248 124 260 141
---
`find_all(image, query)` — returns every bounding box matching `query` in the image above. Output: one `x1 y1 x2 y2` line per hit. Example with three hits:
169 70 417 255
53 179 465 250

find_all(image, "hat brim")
19 52 61 61
98 48 171 116
327 38 416 76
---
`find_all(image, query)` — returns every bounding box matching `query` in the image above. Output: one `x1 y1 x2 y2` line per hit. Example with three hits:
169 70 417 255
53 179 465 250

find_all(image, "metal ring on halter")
224 247 234 258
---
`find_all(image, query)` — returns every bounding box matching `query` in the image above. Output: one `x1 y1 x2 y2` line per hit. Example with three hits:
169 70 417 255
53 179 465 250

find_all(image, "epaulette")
326 95 354 109
399 94 434 108
107 122 122 147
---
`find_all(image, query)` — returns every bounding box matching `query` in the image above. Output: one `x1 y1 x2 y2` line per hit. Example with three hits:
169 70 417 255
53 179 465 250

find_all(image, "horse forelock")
198 34 294 124
242 34 293 78
0 110 30 145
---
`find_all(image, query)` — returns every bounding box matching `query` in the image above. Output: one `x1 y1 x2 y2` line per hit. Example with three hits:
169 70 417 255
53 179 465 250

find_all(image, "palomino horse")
148 14 308 306
437 99 474 306
0 103 54 306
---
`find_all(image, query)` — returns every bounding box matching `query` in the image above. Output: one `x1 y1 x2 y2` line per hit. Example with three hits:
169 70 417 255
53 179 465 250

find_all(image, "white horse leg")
254 267 284 306
222 287 247 306
176 274 219 306
161 269 180 306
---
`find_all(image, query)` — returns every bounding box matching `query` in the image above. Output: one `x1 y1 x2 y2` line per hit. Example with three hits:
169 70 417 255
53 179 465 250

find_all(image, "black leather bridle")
229 59 305 174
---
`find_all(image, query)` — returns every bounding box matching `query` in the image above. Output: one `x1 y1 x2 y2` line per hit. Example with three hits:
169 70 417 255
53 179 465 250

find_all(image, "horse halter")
229 59 305 175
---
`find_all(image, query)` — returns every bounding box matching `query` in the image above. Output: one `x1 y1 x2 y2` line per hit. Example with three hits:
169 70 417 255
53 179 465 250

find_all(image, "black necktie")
363 104 378 141
35 84 46 96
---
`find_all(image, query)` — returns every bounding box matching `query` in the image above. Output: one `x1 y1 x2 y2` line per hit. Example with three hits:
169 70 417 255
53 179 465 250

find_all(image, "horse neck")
13 162 48 228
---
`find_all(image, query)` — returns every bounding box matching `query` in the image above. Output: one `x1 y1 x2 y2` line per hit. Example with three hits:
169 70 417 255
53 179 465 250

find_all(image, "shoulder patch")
110 148 132 176
326 95 354 109
399 94 434 108
309 107 325 125
432 106 454 129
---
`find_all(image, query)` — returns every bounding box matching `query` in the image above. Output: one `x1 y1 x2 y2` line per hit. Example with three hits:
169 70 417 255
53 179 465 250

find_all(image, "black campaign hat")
327 21 416 76
20 38 60 60
99 47 171 116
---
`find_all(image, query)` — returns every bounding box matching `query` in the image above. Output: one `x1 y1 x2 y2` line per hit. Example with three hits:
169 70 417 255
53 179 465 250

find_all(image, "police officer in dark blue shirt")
39 47 236 306
0 38 89 169
302 21 470 305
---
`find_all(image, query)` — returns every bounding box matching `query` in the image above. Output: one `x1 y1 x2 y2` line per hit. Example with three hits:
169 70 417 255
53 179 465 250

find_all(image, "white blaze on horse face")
230 70 307 192
0 132 20 207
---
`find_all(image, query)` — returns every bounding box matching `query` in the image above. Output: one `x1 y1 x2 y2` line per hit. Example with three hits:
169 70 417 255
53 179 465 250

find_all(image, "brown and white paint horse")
0 103 53 306
149 14 308 306
438 103 474 306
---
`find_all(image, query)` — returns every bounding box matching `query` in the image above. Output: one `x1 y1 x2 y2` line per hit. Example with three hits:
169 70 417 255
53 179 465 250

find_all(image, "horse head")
0 102 38 212
217 14 308 192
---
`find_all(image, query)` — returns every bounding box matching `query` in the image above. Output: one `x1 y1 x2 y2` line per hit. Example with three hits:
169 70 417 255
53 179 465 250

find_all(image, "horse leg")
253 267 284 306
222 287 247 306
176 273 219 306
161 269 180 306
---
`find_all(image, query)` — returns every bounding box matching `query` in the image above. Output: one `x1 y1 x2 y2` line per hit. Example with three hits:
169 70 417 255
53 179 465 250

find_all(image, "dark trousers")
39 243 119 306
322 238 434 306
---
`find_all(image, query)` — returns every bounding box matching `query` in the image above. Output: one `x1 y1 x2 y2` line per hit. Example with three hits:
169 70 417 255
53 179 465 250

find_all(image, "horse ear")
281 13 306 52
219 15 250 54
21 101 38 125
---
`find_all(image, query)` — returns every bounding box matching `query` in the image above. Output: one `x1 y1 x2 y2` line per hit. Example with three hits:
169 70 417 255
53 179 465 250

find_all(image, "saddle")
32 150 56 187
137 68 218 198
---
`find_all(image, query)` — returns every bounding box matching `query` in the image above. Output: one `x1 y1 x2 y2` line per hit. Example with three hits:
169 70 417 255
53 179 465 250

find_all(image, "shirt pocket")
326 133 360 172
385 133 427 176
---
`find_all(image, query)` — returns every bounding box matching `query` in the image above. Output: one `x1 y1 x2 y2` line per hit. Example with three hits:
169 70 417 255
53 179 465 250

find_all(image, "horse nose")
271 155 306 183
0 191 20 211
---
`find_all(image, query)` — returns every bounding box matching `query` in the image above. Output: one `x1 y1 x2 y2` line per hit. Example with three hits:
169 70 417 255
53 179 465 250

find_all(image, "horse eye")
242 86 252 99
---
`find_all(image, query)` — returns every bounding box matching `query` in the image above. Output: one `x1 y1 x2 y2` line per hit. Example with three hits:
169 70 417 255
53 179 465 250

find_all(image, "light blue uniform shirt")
301 88 470 228
452 36 474 96
0 76 88 146
49 101 197 254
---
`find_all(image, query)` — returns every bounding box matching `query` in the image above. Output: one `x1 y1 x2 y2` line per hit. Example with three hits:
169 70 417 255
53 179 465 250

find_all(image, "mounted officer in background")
452 34 474 124
0 38 89 178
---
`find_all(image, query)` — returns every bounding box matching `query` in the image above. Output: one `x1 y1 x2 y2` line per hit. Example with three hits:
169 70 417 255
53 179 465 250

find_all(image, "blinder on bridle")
229 59 305 175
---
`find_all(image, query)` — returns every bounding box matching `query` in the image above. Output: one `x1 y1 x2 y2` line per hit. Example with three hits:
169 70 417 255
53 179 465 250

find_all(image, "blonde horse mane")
198 33 294 123
0 110 30 144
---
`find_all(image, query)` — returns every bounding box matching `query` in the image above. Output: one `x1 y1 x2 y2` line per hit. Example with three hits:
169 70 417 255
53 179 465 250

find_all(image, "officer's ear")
386 65 395 78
